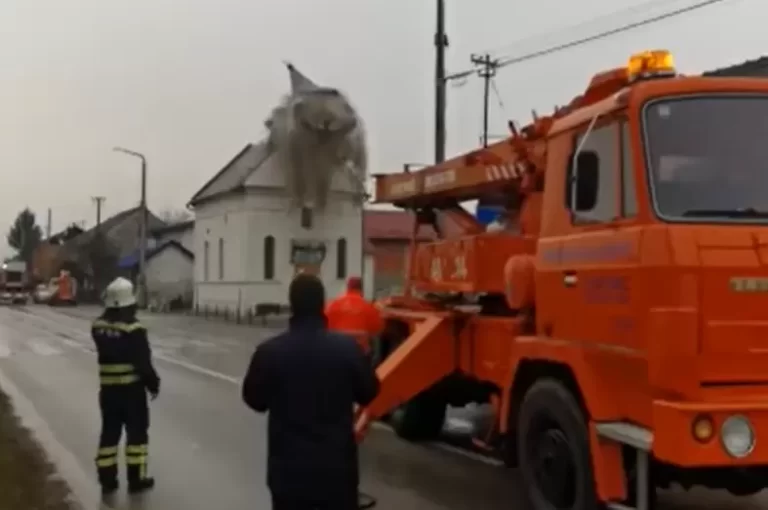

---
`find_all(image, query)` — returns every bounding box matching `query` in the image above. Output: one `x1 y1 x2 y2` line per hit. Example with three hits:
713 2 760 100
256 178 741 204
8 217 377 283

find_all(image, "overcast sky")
0 0 761 256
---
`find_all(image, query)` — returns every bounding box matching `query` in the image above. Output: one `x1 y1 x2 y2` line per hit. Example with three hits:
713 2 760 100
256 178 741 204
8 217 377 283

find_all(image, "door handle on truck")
563 271 578 287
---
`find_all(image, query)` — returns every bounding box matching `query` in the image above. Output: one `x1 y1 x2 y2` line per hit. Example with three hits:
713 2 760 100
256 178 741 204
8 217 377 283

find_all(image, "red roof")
363 209 462 241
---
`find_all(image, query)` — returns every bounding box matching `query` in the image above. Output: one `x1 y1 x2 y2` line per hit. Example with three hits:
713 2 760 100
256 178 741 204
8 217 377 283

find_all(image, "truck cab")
362 50 768 510
0 261 29 305
527 51 768 504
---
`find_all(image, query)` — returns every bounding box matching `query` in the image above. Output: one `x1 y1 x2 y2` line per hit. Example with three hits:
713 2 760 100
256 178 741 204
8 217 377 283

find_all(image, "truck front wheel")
517 379 598 510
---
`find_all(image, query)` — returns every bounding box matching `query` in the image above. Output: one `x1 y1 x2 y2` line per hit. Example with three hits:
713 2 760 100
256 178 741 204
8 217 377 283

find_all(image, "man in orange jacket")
325 277 383 355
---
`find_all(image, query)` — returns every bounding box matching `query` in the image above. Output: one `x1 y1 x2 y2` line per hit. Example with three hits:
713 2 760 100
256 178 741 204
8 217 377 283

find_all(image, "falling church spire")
284 61 318 93
265 61 369 211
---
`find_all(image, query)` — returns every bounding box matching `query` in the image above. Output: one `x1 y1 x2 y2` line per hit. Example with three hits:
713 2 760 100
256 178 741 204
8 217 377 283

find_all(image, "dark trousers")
95 386 151 487
271 490 359 510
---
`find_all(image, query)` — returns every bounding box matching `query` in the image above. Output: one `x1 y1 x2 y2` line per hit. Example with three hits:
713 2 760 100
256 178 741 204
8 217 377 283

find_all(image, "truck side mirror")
573 152 599 211
567 112 601 220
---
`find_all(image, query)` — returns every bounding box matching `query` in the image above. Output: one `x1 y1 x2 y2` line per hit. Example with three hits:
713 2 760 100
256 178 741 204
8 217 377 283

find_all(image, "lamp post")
113 146 148 308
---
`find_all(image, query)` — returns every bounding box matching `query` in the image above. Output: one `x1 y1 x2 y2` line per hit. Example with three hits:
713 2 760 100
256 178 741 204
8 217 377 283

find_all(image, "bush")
0 389 75 509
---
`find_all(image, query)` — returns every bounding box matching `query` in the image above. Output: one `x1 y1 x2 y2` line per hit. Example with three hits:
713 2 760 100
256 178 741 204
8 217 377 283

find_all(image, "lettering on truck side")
541 240 633 264
430 258 443 281
583 276 629 304
451 255 468 279
429 254 467 281
388 178 418 197
730 277 768 293
424 169 456 190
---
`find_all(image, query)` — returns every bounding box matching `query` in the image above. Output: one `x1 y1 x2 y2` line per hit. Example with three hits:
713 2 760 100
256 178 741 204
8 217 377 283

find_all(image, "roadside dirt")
0 388 74 510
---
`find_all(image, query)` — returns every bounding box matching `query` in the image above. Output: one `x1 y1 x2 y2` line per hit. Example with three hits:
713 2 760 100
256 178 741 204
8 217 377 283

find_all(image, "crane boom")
373 137 536 208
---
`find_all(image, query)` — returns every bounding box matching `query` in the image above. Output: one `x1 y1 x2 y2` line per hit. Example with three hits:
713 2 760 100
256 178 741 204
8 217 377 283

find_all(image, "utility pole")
434 0 448 163
46 208 52 239
91 196 106 228
113 147 148 308
470 54 499 147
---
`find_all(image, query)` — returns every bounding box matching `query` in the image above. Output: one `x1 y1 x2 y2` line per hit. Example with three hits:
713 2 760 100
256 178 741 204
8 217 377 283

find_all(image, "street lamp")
113 146 148 308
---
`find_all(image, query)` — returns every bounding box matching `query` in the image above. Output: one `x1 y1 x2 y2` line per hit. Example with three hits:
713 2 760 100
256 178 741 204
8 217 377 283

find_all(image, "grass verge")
0 387 75 510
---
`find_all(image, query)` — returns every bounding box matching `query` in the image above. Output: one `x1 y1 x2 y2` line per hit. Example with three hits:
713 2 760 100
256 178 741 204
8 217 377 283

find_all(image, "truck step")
595 421 653 451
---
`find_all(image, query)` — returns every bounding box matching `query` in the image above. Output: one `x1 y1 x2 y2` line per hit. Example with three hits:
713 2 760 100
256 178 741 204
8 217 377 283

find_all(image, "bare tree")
159 208 192 225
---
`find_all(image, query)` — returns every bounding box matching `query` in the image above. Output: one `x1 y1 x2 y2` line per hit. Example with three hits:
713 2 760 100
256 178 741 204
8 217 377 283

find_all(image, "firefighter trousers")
95 385 151 487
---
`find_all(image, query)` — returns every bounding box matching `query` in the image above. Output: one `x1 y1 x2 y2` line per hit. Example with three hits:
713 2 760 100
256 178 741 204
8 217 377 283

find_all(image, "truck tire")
517 378 598 510
390 387 447 442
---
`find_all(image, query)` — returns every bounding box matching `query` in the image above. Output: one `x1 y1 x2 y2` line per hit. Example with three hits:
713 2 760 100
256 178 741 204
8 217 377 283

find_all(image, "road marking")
0 339 11 358
55 335 91 353
10 308 244 384
153 353 242 385
17 307 503 468
28 339 62 356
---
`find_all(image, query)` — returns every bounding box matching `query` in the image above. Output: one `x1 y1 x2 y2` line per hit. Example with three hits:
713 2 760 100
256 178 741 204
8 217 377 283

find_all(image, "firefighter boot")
128 477 155 494
126 444 155 494
95 447 119 495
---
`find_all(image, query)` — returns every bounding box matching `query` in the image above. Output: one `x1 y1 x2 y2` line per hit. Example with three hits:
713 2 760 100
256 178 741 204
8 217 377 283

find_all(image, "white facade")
145 245 194 305
191 145 365 313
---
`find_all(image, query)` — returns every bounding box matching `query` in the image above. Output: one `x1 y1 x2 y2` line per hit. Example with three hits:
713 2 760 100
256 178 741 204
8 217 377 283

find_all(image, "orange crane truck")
356 50 768 510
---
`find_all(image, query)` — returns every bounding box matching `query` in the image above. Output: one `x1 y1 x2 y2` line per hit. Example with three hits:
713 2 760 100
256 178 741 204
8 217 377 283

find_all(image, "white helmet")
104 277 136 308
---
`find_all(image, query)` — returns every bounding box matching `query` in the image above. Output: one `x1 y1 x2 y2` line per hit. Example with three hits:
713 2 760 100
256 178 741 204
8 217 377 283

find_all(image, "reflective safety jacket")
325 290 384 353
91 319 160 393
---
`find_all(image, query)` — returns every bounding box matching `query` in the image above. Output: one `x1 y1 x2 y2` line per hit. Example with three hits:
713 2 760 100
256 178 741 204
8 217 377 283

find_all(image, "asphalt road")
0 305 765 510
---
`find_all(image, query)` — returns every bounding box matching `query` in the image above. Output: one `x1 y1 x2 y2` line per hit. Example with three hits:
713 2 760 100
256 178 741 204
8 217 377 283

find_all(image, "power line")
445 0 732 82
475 0 678 58
490 78 507 114
496 0 731 69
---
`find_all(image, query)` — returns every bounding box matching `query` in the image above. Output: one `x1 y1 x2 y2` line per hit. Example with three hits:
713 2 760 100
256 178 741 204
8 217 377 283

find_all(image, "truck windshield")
644 95 768 221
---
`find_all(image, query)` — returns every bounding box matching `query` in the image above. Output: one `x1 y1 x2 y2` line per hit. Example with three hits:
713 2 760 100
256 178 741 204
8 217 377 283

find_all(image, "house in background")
31 224 86 282
704 56 768 77
188 141 364 314
56 207 167 299
118 240 194 309
150 220 194 252
363 209 461 297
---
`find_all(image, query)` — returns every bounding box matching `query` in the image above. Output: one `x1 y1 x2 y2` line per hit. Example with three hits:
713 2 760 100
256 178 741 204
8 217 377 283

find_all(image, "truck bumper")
653 399 768 466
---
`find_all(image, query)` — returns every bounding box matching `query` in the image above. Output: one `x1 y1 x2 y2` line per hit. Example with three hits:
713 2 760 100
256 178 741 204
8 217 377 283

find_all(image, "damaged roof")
188 61 334 207
187 142 271 207
704 56 768 77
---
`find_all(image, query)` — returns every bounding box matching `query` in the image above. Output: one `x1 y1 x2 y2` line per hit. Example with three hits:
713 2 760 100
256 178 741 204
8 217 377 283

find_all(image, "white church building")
187 62 376 314
188 140 370 314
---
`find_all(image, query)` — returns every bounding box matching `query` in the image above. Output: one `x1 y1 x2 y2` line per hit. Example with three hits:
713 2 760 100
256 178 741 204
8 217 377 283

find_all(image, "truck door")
549 118 644 355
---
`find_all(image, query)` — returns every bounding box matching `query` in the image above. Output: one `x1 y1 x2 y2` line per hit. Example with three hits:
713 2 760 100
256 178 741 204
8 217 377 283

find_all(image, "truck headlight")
720 415 755 458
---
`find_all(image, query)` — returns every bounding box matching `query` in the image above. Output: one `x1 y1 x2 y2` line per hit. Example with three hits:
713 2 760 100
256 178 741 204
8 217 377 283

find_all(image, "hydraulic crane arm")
373 136 540 210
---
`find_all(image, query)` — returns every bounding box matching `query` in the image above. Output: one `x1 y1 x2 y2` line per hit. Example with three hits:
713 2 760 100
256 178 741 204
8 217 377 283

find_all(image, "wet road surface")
0 305 766 510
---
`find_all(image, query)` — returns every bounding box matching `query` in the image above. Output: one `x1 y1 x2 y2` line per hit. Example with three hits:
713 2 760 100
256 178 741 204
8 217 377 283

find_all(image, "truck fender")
498 339 626 502
499 338 619 433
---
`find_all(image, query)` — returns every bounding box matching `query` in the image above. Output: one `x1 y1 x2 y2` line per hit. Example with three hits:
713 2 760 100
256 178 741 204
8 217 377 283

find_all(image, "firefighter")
242 273 380 510
92 277 160 496
325 276 384 355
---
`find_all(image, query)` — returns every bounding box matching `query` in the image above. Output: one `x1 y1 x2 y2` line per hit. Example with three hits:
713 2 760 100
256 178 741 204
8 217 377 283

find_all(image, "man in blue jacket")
242 273 380 510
